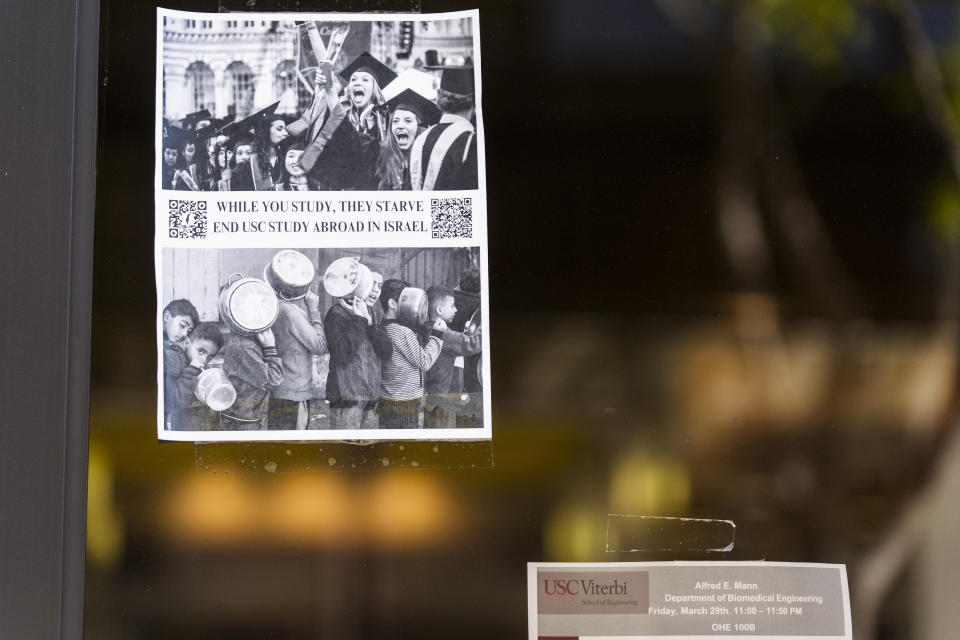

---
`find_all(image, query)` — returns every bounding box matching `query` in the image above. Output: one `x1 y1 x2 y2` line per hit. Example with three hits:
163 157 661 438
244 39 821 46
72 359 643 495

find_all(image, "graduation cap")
214 117 241 139
437 67 474 96
230 133 255 153
215 102 280 139
212 116 238 139
194 121 222 142
182 109 213 131
383 69 437 102
384 88 441 127
338 52 397 89
240 101 280 133
162 124 185 150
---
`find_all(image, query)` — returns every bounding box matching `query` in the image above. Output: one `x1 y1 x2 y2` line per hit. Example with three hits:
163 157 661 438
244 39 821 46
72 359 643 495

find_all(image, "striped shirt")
380 321 443 401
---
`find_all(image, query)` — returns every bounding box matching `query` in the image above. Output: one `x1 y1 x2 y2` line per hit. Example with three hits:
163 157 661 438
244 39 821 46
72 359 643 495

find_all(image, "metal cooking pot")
353 263 374 301
323 256 362 297
194 367 237 412
264 250 315 300
219 273 280 335
398 287 429 327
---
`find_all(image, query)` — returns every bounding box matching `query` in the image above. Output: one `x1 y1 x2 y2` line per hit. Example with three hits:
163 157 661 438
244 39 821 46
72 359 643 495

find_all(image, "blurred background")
90 0 960 638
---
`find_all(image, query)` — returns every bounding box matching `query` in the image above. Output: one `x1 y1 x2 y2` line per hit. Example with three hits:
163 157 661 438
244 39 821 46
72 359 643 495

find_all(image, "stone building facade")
162 16 299 121
162 16 475 123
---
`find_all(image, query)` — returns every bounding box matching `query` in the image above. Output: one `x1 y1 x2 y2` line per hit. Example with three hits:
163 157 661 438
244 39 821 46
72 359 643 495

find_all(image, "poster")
154 8 490 441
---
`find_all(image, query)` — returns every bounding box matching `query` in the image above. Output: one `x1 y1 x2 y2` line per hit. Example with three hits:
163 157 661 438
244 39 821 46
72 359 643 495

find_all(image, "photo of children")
160 13 481 192
158 246 486 438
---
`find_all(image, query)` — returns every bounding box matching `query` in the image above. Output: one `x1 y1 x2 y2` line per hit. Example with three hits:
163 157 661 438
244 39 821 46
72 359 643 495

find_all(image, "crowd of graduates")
161 51 478 192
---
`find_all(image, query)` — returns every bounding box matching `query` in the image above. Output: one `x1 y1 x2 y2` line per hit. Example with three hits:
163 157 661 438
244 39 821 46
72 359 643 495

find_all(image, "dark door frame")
0 0 98 637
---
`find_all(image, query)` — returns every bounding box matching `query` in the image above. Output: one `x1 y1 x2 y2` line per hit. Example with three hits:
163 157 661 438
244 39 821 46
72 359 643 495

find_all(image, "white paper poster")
154 9 490 441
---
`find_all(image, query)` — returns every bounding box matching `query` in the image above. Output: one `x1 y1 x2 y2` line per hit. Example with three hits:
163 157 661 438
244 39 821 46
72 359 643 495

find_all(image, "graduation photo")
159 14 481 193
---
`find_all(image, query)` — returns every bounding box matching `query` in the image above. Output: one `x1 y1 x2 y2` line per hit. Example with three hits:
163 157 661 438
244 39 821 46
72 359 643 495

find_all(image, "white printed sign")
528 562 852 639
155 8 490 441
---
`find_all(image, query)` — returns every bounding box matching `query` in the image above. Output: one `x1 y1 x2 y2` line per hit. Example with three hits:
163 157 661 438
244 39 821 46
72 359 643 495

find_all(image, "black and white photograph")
159 11 481 192
154 10 491 442
158 246 487 440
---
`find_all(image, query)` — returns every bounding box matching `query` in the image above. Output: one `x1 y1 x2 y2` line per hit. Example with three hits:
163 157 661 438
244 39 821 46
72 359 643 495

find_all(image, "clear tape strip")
606 514 736 553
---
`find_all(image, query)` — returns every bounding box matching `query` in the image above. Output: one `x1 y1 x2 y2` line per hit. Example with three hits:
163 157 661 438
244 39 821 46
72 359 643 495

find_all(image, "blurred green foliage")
927 173 960 242
938 41 960 127
739 0 864 66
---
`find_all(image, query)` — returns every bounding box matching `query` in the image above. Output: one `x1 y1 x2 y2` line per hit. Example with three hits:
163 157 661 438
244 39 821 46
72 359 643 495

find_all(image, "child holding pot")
166 322 225 431
264 250 328 430
378 280 446 429
422 285 482 429
162 298 199 428
220 328 283 430
323 259 392 429
218 275 284 429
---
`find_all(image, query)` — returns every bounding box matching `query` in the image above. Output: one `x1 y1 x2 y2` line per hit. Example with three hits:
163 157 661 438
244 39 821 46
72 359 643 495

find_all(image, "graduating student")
228 134 258 191
194 134 219 191
173 131 202 191
375 88 441 191
216 103 281 191
168 110 210 191
161 124 184 190
193 116 226 191
410 66 478 191
213 117 241 191
181 108 213 133
277 142 310 191
254 111 296 184
213 139 231 191
290 52 397 191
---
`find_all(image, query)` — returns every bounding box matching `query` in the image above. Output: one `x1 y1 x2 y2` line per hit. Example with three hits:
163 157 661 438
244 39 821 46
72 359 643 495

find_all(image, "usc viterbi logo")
544 578 628 596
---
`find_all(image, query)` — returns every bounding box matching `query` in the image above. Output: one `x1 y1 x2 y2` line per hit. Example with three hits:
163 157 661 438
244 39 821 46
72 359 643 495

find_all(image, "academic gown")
309 115 381 191
410 113 478 191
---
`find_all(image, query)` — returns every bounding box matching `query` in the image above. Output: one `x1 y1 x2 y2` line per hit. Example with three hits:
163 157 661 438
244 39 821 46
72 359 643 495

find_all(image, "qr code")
431 197 473 239
168 199 207 239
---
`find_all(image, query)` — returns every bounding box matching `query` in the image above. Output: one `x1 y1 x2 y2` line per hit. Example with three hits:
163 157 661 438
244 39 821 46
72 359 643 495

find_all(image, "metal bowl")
323 256 362 297
464 308 481 336
264 249 315 300
398 287 429 326
219 274 280 335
